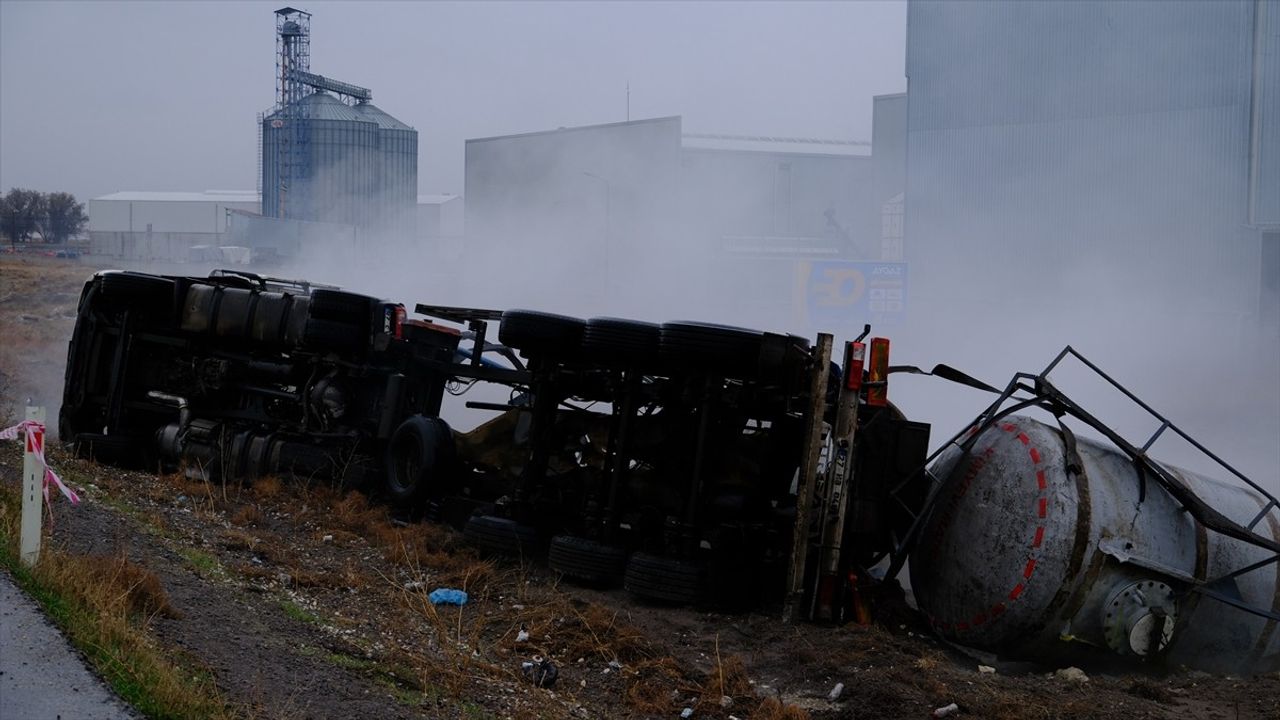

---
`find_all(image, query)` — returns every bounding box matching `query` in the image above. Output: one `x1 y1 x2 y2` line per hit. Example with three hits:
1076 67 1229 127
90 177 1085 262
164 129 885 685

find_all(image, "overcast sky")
0 0 907 201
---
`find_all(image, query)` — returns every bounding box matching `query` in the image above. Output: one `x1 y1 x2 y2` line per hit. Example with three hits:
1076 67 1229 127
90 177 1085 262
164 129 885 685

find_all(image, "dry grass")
229 504 262 526
753 697 812 720
0 484 229 719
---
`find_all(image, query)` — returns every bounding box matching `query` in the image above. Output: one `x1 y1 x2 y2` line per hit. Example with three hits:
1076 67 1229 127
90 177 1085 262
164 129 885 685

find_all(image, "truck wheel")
498 310 585 358
548 535 627 584
623 552 701 604
659 321 763 377
463 515 539 558
384 416 452 506
581 317 661 368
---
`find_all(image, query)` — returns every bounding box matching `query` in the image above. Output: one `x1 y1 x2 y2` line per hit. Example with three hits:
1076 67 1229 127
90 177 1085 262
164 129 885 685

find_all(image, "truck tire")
384 415 453 506
660 321 763 377
623 552 701 604
498 310 585 358
463 515 539 557
548 535 627 584
581 317 661 368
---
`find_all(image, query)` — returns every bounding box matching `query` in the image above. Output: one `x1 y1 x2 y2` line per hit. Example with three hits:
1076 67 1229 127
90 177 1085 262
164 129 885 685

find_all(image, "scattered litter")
828 682 844 700
977 665 996 674
516 627 530 642
511 604 525 610
322 534 334 543
719 695 733 708
932 703 960 718
428 588 468 606
403 581 424 591
1053 667 1089 683
608 659 623 670
521 656 559 688
579 679 587 688
680 708 693 719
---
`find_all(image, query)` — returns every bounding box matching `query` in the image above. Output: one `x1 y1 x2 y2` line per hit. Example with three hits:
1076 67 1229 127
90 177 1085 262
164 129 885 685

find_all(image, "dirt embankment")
2 254 1278 720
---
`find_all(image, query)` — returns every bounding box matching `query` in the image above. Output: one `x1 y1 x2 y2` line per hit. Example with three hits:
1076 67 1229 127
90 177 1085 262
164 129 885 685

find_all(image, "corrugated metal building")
88 191 260 259
463 116 876 319
904 0 1279 327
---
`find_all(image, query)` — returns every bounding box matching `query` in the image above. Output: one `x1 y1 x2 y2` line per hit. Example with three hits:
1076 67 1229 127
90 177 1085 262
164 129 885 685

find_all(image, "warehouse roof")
93 191 261 203
681 133 871 157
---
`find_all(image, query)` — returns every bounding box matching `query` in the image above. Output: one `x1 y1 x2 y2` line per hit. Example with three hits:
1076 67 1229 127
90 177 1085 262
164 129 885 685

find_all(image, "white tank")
910 415 1279 673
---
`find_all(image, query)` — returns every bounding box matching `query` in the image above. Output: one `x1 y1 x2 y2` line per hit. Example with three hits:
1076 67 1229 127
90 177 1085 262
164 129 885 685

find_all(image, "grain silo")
355 100 419 235
260 7 418 232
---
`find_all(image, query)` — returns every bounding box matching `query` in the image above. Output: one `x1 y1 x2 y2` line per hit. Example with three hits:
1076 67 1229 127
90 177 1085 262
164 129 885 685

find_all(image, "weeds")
279 599 320 625
178 547 220 576
754 696 812 720
0 485 230 719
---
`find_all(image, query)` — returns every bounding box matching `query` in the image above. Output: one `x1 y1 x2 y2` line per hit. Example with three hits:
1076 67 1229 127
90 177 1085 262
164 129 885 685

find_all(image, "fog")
2 1 1276 496
0 1 905 200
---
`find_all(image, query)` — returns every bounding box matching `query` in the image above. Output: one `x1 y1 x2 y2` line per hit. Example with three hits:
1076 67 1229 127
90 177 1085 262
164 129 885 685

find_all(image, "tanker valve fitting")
1101 579 1177 656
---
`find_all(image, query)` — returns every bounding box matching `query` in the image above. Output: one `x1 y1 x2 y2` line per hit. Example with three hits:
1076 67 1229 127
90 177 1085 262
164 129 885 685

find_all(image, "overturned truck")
60 269 1278 673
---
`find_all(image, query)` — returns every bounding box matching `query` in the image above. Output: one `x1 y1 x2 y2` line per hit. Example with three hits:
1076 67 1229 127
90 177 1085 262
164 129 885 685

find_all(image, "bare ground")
2 253 1278 720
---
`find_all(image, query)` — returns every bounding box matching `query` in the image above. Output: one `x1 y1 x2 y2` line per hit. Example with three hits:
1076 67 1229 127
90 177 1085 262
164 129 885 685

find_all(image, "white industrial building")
88 190 260 260
89 190 463 261
416 194 463 239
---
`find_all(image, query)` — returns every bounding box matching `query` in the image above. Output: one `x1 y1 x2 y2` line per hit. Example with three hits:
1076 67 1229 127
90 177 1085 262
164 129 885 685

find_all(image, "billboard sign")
797 260 908 328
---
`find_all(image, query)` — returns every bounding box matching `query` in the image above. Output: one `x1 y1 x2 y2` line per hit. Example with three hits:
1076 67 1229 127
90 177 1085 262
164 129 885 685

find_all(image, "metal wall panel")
904 0 1262 315
1254 0 1280 225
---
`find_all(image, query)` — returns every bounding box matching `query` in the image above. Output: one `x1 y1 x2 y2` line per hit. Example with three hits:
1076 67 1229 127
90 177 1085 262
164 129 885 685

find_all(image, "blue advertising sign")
797 261 908 328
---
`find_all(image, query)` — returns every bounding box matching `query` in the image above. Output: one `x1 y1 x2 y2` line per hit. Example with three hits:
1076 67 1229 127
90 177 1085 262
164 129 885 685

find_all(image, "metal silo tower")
273 6 311 219
259 6 418 233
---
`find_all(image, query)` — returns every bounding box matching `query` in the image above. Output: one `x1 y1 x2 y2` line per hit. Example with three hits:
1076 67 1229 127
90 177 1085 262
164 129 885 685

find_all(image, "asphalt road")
0 570 138 719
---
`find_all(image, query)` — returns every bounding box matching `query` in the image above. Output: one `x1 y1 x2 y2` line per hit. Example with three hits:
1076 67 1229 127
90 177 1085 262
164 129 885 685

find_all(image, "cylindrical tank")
910 415 1279 674
262 92 379 226
354 101 418 237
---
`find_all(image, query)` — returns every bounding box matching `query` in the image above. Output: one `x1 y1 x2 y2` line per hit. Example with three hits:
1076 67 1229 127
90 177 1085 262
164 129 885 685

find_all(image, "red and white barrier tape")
1 420 80 506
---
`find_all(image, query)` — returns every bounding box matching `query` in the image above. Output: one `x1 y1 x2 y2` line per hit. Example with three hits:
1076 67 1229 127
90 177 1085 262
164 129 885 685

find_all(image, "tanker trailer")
906 348 1279 674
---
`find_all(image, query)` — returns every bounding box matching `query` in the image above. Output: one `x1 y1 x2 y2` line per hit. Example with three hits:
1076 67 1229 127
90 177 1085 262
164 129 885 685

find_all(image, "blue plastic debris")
428 588 469 606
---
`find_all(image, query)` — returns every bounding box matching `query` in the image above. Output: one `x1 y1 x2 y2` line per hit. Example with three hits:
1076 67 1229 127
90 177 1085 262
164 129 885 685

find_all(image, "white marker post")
20 406 45 567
